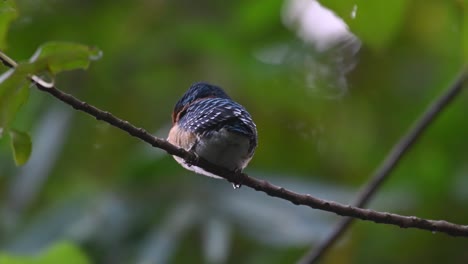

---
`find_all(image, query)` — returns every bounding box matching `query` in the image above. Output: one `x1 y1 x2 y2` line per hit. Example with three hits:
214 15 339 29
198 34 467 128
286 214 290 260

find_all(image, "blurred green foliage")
0 39 100 169
0 0 17 49
0 241 89 264
8 129 31 166
0 0 466 263
28 41 101 74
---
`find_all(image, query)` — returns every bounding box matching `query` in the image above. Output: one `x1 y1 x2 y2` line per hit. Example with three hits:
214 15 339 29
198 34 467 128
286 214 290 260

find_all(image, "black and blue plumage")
168 82 257 179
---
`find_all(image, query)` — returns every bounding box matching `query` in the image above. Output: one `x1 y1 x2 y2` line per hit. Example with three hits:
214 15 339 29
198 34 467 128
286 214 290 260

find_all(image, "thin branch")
0 53 54 88
299 67 468 264
1 52 468 238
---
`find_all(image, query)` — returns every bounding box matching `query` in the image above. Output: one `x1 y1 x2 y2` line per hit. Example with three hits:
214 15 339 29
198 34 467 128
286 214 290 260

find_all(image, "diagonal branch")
298 67 468 264
1 52 468 238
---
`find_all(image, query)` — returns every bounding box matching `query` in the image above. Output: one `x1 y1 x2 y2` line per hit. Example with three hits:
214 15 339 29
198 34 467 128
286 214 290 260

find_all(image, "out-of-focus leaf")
202 217 230 264
29 41 102 74
137 202 199 264
0 0 17 49
0 68 29 129
9 129 32 166
39 242 89 264
323 0 408 50
0 63 32 167
0 241 90 264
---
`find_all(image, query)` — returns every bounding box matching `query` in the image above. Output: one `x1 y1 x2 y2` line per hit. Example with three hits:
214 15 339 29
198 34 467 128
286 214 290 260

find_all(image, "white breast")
195 128 252 171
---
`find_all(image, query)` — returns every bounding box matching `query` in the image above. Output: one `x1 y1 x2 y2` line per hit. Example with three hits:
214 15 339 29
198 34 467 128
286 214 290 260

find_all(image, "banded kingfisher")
167 82 257 186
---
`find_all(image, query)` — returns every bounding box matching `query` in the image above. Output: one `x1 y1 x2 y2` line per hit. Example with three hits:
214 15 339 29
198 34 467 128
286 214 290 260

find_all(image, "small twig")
0 51 54 88
298 67 468 264
1 52 468 238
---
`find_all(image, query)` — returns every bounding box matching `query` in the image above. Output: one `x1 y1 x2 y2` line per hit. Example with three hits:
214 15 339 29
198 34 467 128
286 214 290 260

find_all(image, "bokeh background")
0 0 467 263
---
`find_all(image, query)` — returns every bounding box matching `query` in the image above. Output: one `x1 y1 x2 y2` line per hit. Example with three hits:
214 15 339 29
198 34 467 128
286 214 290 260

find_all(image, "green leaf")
0 0 18 49
0 67 29 129
0 241 90 264
30 41 102 74
9 129 31 166
36 242 90 264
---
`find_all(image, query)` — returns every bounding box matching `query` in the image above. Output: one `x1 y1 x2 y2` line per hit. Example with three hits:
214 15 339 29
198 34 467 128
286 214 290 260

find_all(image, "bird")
167 82 257 187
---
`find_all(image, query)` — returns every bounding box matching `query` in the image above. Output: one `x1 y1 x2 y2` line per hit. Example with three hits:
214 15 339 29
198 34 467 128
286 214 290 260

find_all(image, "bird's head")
172 82 231 123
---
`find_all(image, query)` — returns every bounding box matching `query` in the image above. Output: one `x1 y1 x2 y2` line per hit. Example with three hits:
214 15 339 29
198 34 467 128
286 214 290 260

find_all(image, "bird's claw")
185 152 199 167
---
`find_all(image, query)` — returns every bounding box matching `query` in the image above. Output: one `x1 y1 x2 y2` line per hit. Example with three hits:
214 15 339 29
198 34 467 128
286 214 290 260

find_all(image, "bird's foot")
185 152 199 167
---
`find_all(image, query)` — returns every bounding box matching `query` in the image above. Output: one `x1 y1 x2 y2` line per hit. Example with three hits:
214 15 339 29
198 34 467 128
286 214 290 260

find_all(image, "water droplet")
350 4 358 19
232 183 242 189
